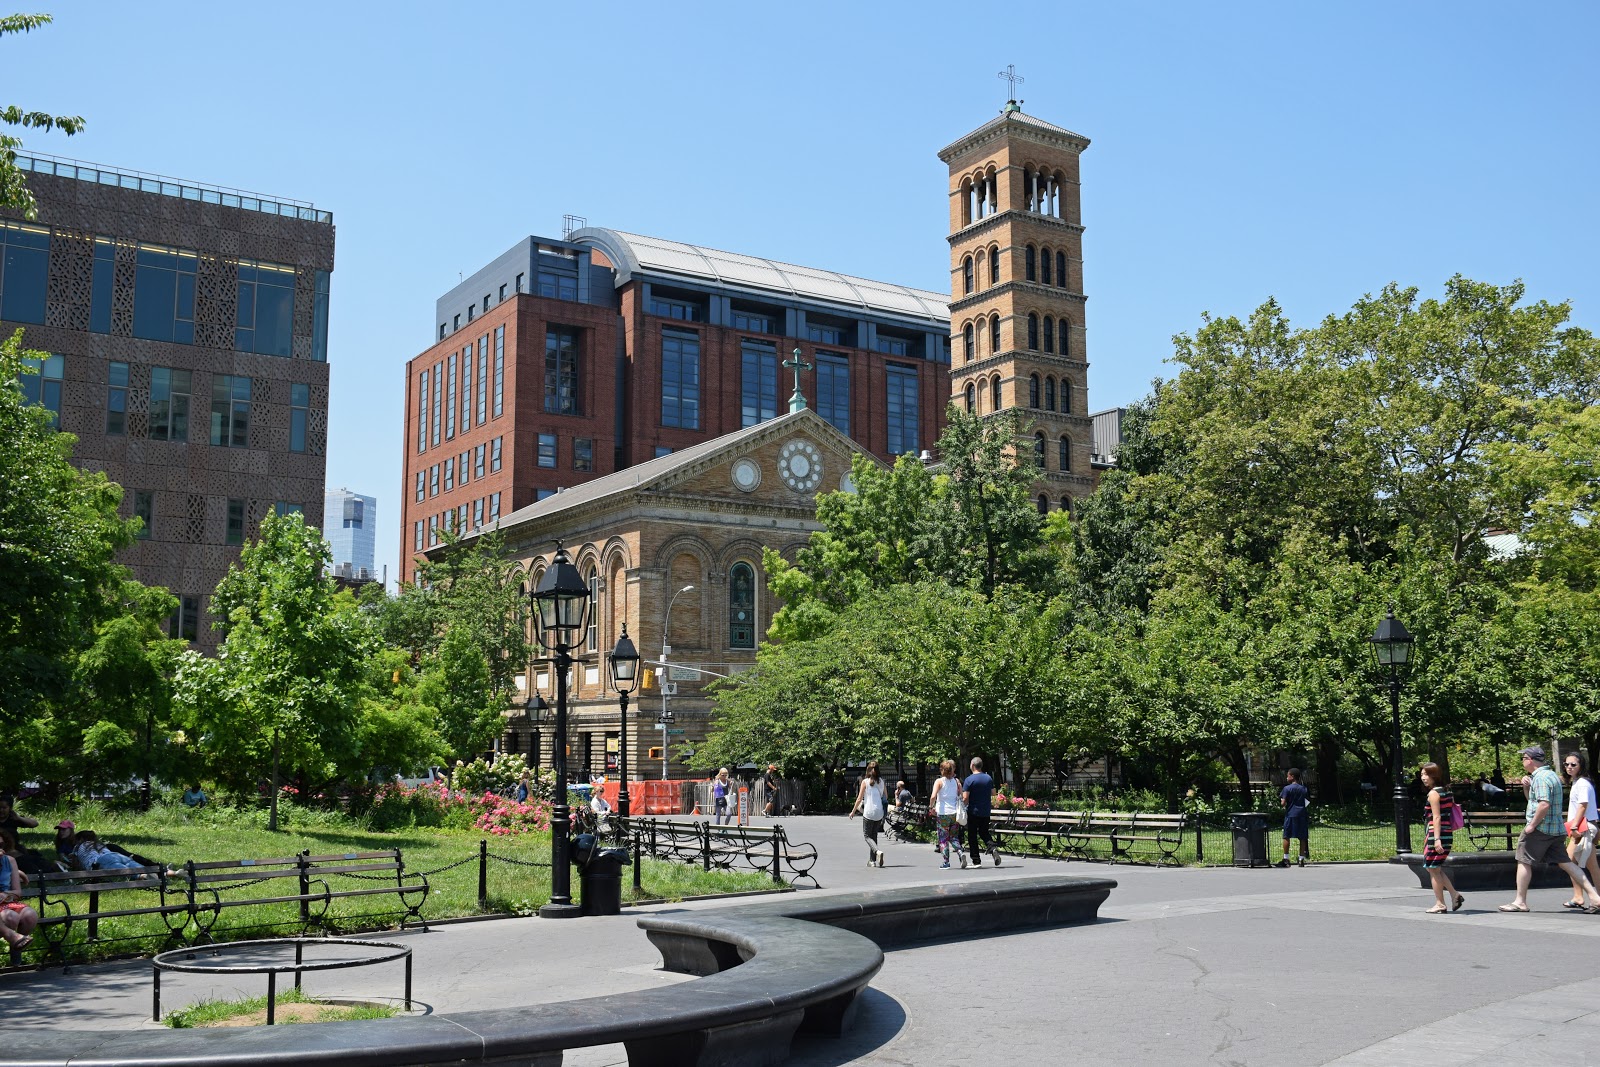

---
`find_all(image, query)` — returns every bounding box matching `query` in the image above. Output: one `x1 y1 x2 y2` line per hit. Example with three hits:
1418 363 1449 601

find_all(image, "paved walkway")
6 815 1600 1065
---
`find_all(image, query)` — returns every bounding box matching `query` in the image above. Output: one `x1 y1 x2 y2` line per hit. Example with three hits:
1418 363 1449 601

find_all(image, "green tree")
414 626 502 764
409 530 530 706
1 13 84 218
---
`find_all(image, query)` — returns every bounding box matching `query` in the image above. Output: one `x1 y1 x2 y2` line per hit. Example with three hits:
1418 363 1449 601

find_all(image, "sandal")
1453 894 1466 912
1561 900 1586 910
1426 905 1448 914
1498 903 1530 913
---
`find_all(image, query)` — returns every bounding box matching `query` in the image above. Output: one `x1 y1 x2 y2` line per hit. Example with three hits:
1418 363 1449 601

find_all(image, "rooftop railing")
16 152 332 225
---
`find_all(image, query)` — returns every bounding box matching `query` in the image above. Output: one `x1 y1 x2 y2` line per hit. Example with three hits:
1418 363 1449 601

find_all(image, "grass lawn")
165 987 399 1028
10 803 780 965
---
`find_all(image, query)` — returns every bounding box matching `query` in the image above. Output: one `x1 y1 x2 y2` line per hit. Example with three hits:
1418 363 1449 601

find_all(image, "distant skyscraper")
324 488 376 579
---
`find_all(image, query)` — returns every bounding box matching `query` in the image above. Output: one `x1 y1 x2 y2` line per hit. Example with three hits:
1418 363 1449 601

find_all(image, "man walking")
762 764 780 817
963 757 1002 868
1500 746 1600 913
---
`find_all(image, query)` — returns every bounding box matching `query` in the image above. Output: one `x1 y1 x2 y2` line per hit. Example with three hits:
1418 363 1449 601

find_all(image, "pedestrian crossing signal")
648 746 664 760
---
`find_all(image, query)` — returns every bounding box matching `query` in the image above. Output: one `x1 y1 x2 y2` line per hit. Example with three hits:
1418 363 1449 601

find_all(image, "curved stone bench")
0 873 1113 1067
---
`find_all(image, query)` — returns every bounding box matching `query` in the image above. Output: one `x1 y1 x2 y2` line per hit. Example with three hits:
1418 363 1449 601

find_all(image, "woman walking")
712 768 731 825
1420 762 1464 913
929 759 967 869
849 761 889 868
1561 751 1600 910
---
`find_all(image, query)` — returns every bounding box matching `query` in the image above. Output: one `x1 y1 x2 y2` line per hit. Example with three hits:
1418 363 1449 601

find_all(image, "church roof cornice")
948 210 1084 248
938 111 1091 164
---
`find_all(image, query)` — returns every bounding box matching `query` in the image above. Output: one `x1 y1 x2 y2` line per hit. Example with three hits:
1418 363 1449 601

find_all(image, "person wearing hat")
762 764 780 817
1500 746 1600 913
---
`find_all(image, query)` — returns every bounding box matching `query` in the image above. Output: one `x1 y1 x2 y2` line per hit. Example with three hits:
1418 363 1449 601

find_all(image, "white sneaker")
876 850 886 868
958 851 968 869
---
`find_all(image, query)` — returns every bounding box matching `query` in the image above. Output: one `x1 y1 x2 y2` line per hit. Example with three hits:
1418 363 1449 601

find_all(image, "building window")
226 499 246 545
312 270 331 362
730 310 773 333
445 353 458 440
1063 379 1073 414
988 246 999 286
875 335 909 356
1059 435 1071 472
807 322 843 345
476 336 488 425
431 360 443 446
1025 245 1036 282
444 457 454 492
585 566 599 652
1034 433 1046 469
1057 251 1067 287
132 243 197 344
453 314 460 332
515 273 524 293
649 295 699 321
415 471 425 503
417 369 430 453
210 375 251 448
963 323 974 361
430 464 439 496
729 561 757 649
461 342 475 429
274 501 300 518
965 382 975 413
816 352 850 435
1043 316 1054 354
458 502 468 531
962 256 973 294
133 490 153 539
544 325 580 415
574 437 593 471
1037 494 1049 515
493 326 505 417
149 367 192 442
990 316 1001 354
168 595 200 642
439 324 446 341
458 450 470 486
428 515 439 545
470 498 481 528
19 353 62 426
1041 247 1053 286
1044 377 1055 412
538 433 557 469
498 284 506 303
885 363 918 457
1027 314 1039 350
991 375 1001 411
106 361 128 434
290 382 309 453
414 521 423 551
0 221 49 325
467 306 474 324
235 259 295 357
490 436 502 472
538 271 577 301
740 339 778 428
490 492 501 521
90 236 115 334
1028 374 1040 409
474 443 485 478
1061 322 1070 360
662 328 701 430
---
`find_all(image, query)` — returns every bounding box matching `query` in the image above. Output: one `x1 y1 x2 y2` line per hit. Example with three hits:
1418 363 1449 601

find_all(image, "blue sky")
9 2 1598 587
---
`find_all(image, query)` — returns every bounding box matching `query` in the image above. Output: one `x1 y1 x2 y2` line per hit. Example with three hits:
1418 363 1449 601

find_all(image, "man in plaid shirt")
1500 746 1600 913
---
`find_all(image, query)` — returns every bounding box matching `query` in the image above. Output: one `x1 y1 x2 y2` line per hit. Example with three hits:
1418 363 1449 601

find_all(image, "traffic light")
648 746 664 760
642 668 656 690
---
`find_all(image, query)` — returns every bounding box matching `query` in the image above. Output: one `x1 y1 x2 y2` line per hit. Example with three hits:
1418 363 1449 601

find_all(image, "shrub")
453 754 548 797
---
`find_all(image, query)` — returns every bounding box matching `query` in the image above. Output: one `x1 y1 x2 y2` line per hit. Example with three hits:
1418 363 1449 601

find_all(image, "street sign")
667 728 686 734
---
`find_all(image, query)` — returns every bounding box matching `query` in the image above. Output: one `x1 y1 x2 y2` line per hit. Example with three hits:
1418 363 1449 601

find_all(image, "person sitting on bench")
66 829 161 874
1 846 39 951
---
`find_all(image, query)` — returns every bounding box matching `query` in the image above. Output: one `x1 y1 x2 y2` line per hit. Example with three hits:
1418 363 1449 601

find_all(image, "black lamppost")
520 693 549 768
609 626 641 817
1368 605 1416 855
528 543 590 919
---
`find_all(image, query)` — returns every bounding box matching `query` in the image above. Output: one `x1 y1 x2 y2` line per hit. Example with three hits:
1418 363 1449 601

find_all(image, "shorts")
1282 811 1309 841
1516 827 1569 866
1571 826 1597 867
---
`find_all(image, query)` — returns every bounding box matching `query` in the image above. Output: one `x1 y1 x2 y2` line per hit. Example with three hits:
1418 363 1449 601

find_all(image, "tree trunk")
1315 737 1343 805
1427 736 1451 788
1220 742 1252 809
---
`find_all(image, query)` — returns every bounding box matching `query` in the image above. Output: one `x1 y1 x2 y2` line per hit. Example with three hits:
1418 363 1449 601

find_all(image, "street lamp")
660 584 695 779
1368 604 1416 855
608 625 641 817
528 542 590 919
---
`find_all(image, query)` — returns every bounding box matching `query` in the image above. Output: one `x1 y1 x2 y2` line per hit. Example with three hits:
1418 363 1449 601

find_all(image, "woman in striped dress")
1421 762 1464 914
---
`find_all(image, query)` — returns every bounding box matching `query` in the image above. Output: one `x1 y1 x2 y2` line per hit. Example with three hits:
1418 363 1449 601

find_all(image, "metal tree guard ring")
152 937 412 1026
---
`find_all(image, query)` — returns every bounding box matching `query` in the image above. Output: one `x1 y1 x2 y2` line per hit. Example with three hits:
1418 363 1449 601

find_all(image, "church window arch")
963 322 974 361
1028 374 1040 408
1062 379 1073 414
991 375 1002 412
1045 376 1056 411
1061 495 1072 513
1040 246 1053 285
962 256 973 294
1037 494 1049 515
585 564 599 653
1043 316 1054 354
1024 245 1036 282
964 381 975 413
729 562 756 650
1056 251 1067 287
1033 434 1046 469
960 178 973 226
988 246 1000 286
990 315 1001 354
1027 313 1039 351
1060 321 1070 360
1059 435 1072 472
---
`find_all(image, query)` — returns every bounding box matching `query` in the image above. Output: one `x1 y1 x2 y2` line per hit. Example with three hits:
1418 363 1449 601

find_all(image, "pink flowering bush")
992 791 1041 810
471 792 553 837
360 779 553 834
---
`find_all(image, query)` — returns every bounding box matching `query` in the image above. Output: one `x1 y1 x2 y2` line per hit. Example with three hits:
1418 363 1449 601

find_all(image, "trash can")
1230 812 1269 868
580 847 629 915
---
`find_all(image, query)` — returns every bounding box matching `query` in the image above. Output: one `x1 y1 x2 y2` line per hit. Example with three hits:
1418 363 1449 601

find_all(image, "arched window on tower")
991 375 1002 411
1062 379 1073 414
729 562 756 649
1028 374 1040 408
1061 495 1072 513
1027 314 1039 351
963 322 974 362
1037 494 1049 515
1045 376 1056 411
988 246 999 286
1041 247 1053 286
1025 245 1036 282
965 381 975 413
961 179 973 225
1056 251 1067 287
1051 171 1065 217
1043 316 1054 354
585 565 599 653
1060 322 1070 360
1059 435 1071 472
990 316 1001 354
962 256 973 295
1034 434 1046 469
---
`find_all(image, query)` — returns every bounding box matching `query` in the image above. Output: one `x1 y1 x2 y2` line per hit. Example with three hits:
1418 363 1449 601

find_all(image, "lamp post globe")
530 543 590 918
608 626 641 817
1368 605 1415 855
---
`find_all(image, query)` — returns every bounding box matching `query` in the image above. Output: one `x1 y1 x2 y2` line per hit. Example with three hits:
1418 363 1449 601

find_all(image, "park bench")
180 849 429 938
1061 812 1187 864
624 817 820 887
20 864 189 962
1461 811 1526 851
991 809 1088 857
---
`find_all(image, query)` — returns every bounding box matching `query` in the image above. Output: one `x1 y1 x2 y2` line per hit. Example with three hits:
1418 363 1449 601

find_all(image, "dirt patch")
199 1003 343 1027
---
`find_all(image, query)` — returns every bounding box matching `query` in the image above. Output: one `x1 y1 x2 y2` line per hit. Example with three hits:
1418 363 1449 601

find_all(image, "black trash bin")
580 847 629 915
1230 812 1270 868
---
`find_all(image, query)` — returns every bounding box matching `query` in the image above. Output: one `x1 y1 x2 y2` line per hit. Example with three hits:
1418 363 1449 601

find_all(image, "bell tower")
938 89 1093 512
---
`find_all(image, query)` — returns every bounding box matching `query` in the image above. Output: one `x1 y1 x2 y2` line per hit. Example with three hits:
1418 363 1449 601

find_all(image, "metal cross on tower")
784 348 812 413
997 64 1025 104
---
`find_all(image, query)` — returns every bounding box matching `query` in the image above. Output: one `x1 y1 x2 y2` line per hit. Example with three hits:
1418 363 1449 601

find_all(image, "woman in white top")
928 758 967 869
849 761 890 868
1562 751 1600 909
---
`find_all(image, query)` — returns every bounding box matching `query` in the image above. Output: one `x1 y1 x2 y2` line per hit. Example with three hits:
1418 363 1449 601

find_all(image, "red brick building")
399 231 950 584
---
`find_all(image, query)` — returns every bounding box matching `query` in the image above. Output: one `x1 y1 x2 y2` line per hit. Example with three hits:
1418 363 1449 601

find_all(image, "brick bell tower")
938 84 1095 512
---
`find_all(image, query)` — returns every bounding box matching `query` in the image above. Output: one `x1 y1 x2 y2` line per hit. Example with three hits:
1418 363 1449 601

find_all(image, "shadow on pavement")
787 987 907 1067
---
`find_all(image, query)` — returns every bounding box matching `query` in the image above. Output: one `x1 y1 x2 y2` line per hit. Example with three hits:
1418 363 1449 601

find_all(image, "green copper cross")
784 348 812 413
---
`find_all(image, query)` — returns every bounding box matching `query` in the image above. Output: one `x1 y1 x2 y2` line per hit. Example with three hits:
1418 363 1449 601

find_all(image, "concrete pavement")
7 815 1600 1065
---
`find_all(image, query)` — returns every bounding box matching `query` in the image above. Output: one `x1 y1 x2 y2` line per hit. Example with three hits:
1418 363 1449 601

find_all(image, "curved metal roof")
569 227 949 326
